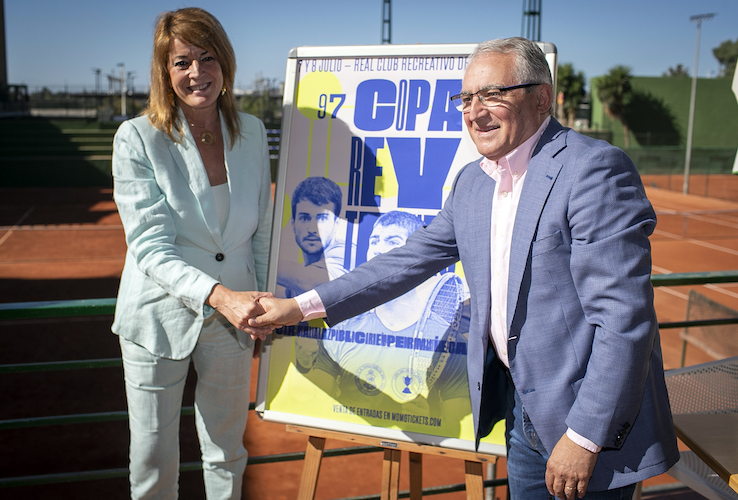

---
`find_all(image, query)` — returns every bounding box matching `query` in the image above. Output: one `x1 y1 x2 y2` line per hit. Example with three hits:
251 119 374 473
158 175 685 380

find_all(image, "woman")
111 7 273 498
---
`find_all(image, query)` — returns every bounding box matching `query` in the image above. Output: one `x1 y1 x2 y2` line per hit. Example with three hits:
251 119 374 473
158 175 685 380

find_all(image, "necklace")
199 129 216 147
188 115 219 147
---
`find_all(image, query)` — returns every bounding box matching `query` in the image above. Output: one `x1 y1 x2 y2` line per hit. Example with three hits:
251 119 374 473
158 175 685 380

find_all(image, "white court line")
653 207 738 231
705 283 738 300
655 287 689 300
0 206 35 248
687 213 738 230
652 229 682 240
683 238 738 257
652 265 673 274
652 266 690 300
652 266 738 301
652 229 738 257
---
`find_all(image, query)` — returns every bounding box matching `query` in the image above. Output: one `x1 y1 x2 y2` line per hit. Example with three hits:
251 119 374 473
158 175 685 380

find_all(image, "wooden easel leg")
486 458 498 500
632 481 642 500
287 425 502 500
297 436 326 500
409 452 422 500
381 448 402 500
464 460 484 500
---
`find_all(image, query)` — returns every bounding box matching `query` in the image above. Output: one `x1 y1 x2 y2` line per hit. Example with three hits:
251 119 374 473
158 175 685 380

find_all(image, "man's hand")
248 296 304 329
207 285 275 340
545 433 598 499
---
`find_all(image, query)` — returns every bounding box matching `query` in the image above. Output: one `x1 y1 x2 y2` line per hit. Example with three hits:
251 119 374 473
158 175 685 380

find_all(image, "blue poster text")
354 79 462 132
280 324 467 356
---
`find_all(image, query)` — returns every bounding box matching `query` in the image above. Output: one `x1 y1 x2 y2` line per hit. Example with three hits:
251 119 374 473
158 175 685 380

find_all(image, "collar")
479 116 551 178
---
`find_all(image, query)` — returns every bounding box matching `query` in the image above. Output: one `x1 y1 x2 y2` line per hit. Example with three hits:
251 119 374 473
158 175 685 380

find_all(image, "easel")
288 425 500 500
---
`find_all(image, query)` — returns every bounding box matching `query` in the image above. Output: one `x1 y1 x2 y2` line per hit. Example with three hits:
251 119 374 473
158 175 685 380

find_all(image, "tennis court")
1 174 736 499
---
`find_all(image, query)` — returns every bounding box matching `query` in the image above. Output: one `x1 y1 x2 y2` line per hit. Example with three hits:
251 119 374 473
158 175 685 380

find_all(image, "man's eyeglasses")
450 83 539 112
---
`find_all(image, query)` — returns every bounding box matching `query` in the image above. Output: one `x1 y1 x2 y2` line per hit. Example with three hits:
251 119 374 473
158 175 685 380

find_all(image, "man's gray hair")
468 37 553 89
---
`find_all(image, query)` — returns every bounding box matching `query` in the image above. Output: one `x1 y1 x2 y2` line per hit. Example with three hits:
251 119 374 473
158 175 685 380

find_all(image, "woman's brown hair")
144 7 240 147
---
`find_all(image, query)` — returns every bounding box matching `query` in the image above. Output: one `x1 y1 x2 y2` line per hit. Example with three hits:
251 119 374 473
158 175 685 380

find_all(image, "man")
251 38 678 499
295 336 321 373
314 211 469 425
268 336 326 405
276 176 348 297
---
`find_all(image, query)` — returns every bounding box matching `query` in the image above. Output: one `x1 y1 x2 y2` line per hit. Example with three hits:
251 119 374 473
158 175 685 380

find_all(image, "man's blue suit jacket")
314 118 679 490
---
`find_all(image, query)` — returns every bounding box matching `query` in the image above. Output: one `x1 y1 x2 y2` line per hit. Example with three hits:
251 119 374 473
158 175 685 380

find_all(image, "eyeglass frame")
450 83 540 112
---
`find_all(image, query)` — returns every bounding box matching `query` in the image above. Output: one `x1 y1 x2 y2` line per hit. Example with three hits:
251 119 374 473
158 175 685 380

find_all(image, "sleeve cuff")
295 289 326 321
566 428 602 453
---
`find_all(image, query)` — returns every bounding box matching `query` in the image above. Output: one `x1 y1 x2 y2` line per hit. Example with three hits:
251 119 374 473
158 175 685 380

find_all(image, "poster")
256 43 557 454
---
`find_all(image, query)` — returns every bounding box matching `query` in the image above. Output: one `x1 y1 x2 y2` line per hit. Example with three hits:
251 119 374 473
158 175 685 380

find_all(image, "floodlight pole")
118 63 126 117
381 0 391 44
91 68 101 94
521 0 542 42
683 13 715 195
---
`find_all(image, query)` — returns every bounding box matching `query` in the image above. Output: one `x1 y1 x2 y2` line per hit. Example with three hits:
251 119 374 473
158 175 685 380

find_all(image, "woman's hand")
207 284 275 340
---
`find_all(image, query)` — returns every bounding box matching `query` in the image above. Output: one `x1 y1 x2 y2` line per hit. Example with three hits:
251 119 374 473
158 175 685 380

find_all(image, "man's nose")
467 95 486 120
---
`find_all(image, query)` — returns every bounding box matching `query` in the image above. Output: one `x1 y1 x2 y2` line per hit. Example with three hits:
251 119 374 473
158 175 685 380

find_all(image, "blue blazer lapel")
507 121 566 327
468 169 495 332
459 165 497 443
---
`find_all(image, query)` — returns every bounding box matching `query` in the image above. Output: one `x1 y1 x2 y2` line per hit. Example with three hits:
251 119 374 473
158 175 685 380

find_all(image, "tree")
662 64 690 78
596 65 633 148
712 38 738 79
556 63 586 128
240 74 282 125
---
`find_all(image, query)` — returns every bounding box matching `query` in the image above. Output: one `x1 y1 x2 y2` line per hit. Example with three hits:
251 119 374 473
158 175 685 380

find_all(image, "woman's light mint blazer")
111 110 272 360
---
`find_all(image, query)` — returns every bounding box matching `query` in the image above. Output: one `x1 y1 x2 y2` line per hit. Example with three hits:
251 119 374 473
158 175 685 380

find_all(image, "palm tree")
556 63 586 128
596 65 633 147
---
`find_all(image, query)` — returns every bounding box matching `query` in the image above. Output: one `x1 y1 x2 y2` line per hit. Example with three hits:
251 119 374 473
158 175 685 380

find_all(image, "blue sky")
5 0 737 93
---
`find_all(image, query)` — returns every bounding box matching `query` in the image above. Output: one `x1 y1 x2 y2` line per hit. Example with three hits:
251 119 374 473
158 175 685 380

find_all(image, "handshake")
247 295 306 340
207 285 306 341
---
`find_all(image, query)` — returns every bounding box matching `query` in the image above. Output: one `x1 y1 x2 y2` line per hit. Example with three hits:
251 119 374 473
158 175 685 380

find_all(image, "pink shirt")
482 116 550 369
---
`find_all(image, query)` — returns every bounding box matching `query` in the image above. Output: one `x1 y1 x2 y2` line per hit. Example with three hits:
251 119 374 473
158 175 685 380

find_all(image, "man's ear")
537 84 554 113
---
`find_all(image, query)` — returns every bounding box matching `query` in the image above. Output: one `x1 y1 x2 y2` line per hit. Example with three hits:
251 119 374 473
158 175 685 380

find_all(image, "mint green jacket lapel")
169 108 224 249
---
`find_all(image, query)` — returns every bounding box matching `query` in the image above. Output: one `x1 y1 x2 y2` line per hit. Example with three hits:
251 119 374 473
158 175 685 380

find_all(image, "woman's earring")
221 86 227 96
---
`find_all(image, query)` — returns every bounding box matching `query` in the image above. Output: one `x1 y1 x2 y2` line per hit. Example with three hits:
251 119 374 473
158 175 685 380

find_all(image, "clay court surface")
1 175 737 499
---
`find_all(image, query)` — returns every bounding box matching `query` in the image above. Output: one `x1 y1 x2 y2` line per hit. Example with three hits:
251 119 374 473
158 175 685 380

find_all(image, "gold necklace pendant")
188 113 219 147
200 130 216 147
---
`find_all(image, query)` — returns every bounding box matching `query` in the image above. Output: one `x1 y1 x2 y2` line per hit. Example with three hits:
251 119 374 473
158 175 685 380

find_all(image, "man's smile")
474 123 500 134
